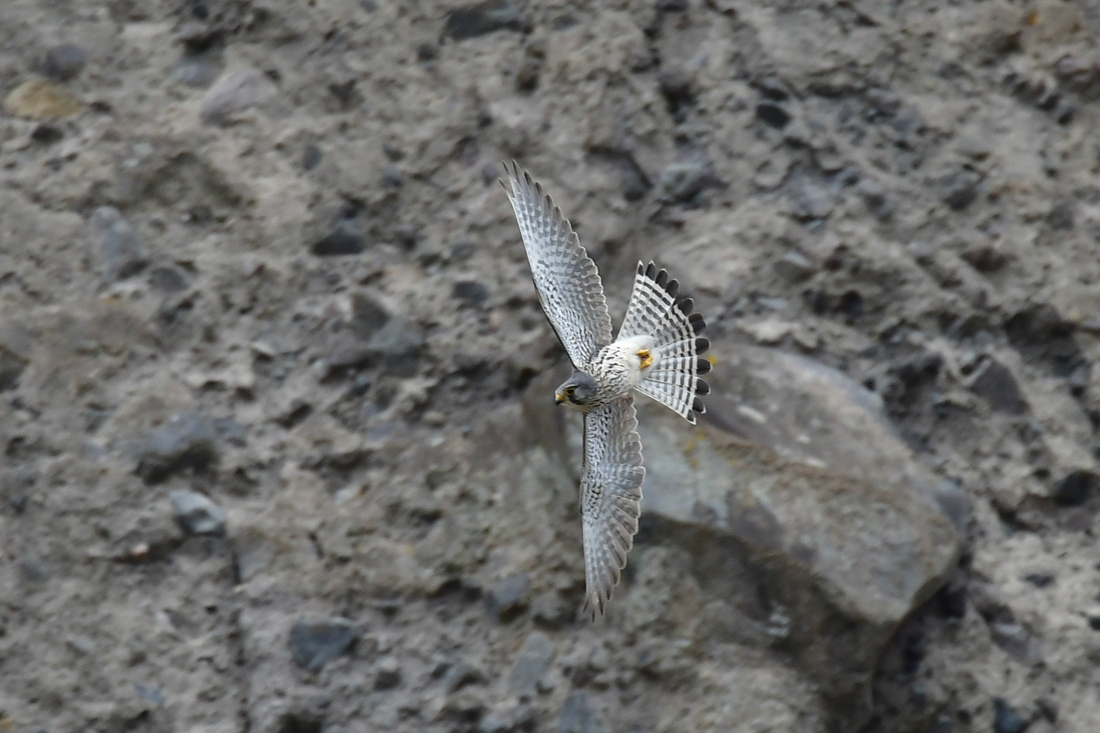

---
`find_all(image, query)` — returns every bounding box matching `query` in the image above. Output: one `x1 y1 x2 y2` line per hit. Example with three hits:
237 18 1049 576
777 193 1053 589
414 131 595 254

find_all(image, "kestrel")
501 162 710 618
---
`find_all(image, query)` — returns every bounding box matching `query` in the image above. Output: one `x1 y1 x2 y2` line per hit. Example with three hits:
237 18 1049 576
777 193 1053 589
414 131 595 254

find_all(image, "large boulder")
526 342 965 721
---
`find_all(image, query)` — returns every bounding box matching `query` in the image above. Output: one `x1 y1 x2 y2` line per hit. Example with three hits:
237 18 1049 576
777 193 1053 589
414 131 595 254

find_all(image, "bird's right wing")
502 162 613 368
580 395 645 619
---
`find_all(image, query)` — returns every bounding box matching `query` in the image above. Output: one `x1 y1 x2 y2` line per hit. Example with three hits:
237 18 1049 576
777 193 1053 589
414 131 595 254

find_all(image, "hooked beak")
555 393 564 405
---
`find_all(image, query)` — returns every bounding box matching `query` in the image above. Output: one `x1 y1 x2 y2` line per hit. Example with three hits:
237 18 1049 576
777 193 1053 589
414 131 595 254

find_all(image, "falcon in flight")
501 162 710 618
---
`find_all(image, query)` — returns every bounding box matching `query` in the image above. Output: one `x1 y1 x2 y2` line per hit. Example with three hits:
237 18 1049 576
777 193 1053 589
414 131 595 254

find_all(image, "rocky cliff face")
2 1 1099 732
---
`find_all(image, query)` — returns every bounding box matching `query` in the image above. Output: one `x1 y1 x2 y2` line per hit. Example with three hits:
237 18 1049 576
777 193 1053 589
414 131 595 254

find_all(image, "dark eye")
565 387 575 396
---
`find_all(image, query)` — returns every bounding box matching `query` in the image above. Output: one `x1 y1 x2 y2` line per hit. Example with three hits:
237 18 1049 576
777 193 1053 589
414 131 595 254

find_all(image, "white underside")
606 334 656 390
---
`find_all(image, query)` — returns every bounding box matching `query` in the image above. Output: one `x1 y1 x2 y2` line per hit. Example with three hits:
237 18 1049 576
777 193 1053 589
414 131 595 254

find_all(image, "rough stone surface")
3 1 1100 731
557 691 606 733
508 631 555 696
89 206 150 282
169 490 227 536
966 357 1027 414
489 573 531 621
39 43 86 82
0 324 31 391
134 412 219 484
200 67 277 125
3 78 83 118
444 1 524 41
288 618 358 672
528 343 964 713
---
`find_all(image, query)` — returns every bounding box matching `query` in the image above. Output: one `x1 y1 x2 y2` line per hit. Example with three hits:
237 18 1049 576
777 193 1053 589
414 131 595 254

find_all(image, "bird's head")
555 371 598 408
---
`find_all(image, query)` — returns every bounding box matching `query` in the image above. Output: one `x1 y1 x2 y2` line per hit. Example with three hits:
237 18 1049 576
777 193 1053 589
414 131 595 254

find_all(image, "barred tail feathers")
618 262 710 424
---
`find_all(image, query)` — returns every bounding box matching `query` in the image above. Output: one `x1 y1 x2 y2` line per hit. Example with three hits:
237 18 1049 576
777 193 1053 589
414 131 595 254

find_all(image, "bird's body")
562 336 655 412
501 162 710 618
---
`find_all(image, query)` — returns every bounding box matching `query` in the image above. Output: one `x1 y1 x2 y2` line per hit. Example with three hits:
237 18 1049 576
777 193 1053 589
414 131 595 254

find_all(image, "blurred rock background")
1 1 1099 731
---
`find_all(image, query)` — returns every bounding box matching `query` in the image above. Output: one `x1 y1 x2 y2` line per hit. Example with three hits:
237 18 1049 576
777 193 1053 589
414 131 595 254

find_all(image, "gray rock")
311 220 365 256
306 202 366 256
641 346 961 710
1051 469 1097 507
135 683 165 708
0 323 31 392
20 557 49 582
960 241 1007 273
302 143 323 171
30 123 63 145
659 160 714 204
531 592 573 629
508 631 554 695
442 660 486 693
348 291 391 338
965 357 1026 414
479 716 508 733
90 207 149 282
321 292 425 379
288 618 358 671
857 177 891 219
990 620 1039 663
940 169 981 210
363 317 424 376
489 573 531 621
444 1 524 41
756 100 791 128
134 412 219 484
557 691 606 733
66 635 94 656
659 67 695 121
381 164 404 188
172 54 221 88
375 656 402 690
891 105 925 147
417 42 439 62
528 343 962 720
451 240 476 261
993 698 1028 733
40 43 86 82
515 39 545 92
276 709 325 733
147 265 188 292
774 251 816 283
791 177 835 221
275 399 313 429
169 490 226 536
453 280 489 306
1047 199 1075 231
201 68 277 125
590 147 651 201
3 468 34 513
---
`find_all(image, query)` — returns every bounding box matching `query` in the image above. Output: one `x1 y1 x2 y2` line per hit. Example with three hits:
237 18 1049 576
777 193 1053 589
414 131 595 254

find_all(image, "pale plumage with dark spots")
501 162 711 619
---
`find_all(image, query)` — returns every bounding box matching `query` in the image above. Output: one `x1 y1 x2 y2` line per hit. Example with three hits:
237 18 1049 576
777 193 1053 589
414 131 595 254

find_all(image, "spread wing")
501 161 613 368
580 395 645 619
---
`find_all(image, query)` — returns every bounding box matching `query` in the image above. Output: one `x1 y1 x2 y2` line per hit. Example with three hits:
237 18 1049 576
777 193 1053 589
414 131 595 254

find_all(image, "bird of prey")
501 162 710 618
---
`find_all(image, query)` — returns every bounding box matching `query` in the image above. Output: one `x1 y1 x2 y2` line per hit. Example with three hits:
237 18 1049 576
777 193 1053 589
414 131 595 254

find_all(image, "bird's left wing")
580 395 645 619
502 161 613 368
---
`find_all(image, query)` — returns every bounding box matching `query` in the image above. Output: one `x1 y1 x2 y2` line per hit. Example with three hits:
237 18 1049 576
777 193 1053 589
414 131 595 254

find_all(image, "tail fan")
618 262 710 424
